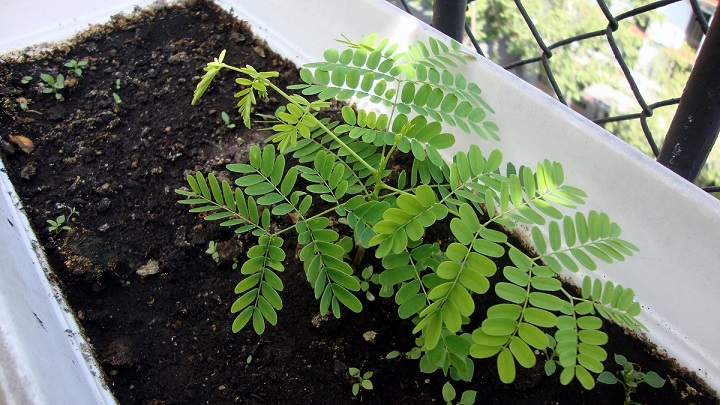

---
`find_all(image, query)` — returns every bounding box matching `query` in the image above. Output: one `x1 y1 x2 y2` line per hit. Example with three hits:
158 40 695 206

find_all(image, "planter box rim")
1 0 719 400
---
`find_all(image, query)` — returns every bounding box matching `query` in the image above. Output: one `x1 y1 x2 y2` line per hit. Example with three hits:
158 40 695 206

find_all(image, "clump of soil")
0 1 717 404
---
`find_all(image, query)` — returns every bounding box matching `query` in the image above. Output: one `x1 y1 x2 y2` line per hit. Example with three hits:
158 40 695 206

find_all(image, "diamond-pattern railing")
389 0 720 193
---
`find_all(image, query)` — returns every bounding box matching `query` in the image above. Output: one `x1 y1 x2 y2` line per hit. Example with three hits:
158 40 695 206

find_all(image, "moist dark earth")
0 1 717 404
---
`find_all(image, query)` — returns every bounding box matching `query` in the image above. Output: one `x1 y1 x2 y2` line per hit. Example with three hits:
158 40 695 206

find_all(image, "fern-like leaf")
231 235 285 334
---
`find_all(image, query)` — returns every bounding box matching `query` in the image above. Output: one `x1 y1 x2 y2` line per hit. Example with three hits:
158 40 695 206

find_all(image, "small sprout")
442 381 477 405
246 355 252 364
16 97 29 111
64 59 88 77
47 206 78 236
113 79 122 104
349 367 373 397
221 111 236 129
597 354 666 405
21 76 33 84
47 215 70 235
40 73 65 100
358 265 392 300
385 350 401 360
359 266 377 301
206 240 220 263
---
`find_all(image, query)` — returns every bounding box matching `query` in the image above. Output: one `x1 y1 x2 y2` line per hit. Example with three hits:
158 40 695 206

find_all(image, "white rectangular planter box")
2 0 719 402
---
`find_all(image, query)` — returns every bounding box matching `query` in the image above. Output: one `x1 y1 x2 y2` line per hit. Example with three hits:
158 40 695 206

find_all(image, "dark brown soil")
0 1 717 404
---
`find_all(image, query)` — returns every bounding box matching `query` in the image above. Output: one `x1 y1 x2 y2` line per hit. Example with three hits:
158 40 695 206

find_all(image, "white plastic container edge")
1 1 155 403
1 0 718 400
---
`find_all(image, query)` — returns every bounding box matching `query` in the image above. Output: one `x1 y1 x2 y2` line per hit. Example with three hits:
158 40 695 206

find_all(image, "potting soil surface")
0 1 717 403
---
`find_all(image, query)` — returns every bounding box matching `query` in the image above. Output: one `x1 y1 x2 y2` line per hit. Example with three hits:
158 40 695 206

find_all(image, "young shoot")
65 59 88 77
47 206 78 235
349 367 373 397
40 73 65 100
597 354 666 405
221 111 236 129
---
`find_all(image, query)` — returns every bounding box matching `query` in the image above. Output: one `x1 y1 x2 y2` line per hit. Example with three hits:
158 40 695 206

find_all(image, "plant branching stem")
225 63 379 177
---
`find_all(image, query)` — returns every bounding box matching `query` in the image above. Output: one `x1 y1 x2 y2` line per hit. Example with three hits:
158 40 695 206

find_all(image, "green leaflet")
230 235 285 334
369 187 445 256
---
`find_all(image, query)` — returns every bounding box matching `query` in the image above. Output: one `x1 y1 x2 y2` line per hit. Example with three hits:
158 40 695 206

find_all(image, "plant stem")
352 246 366 269
229 63 379 177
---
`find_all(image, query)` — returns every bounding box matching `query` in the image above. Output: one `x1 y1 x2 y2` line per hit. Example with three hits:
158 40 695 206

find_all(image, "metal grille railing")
389 0 720 193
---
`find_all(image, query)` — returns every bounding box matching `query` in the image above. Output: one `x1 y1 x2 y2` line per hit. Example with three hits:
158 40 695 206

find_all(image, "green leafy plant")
357 265 392 301
178 34 644 393
349 367 373 396
40 73 65 100
442 381 476 405
221 111 236 129
16 97 29 111
21 76 33 84
206 240 220 263
597 354 665 404
47 207 78 235
113 79 123 104
206 240 240 269
64 59 88 77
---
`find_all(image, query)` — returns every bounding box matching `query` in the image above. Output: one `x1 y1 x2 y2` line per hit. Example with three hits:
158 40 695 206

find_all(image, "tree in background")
472 0 718 189
402 0 716 190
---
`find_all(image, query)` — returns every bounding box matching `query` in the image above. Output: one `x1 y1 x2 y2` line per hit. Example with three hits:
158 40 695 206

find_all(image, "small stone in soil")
47 105 68 121
363 331 378 343
97 197 112 213
102 338 135 367
0 140 15 154
136 259 160 277
20 162 37 180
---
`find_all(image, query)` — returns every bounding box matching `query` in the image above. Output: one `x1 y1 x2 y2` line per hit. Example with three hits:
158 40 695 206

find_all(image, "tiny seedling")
47 207 78 235
358 266 376 301
206 240 220 263
349 367 373 397
40 73 65 100
597 354 665 405
113 79 123 104
64 59 88 77
21 76 33 84
442 381 477 405
47 216 70 235
357 265 392 301
221 111 236 129
16 97 29 111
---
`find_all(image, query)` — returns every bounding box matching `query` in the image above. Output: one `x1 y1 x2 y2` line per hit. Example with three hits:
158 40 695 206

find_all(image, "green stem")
352 246 366 269
235 66 379 177
271 206 340 237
